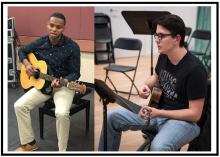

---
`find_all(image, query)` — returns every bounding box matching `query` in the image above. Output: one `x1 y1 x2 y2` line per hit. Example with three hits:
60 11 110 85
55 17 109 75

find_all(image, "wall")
80 53 94 83
95 6 198 58
8 6 94 40
8 6 94 83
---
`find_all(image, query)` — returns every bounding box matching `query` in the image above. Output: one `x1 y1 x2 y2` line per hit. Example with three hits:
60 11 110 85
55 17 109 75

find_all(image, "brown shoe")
15 143 39 151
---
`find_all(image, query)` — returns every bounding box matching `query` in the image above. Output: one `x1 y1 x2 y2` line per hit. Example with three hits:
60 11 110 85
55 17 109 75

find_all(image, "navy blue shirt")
18 35 80 81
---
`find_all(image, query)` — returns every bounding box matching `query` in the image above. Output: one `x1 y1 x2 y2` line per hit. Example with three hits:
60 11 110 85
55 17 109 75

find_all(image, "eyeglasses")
153 33 173 41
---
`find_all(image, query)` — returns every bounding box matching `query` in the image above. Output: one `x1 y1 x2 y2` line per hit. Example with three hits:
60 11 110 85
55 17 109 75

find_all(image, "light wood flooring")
94 54 188 152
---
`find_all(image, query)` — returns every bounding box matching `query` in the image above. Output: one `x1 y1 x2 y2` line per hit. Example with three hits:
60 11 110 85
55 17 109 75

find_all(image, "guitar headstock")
67 81 86 94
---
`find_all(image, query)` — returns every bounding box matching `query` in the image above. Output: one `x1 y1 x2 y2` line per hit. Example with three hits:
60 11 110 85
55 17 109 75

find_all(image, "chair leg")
107 43 110 64
111 45 115 63
137 140 151 151
106 75 118 94
104 70 108 83
124 72 139 100
109 39 115 63
39 108 44 139
95 44 98 64
105 70 118 93
86 101 90 132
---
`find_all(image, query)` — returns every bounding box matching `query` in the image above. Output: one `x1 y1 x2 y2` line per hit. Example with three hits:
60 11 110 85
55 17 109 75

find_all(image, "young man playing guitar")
98 14 207 151
14 12 80 151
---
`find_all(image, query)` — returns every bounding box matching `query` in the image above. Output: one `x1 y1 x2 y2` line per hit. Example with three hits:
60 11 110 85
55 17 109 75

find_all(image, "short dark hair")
153 14 186 47
49 12 66 25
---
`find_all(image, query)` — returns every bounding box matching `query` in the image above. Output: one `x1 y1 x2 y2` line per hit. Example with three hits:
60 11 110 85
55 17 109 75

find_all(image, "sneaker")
15 143 39 151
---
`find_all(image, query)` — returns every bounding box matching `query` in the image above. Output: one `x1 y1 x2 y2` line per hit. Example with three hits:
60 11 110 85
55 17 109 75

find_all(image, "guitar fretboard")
39 73 67 87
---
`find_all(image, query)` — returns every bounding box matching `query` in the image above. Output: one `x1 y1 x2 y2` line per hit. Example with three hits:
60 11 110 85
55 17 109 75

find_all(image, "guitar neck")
39 73 67 86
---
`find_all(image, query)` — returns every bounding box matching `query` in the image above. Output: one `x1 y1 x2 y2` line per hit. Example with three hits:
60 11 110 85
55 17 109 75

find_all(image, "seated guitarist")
14 12 80 151
98 14 207 151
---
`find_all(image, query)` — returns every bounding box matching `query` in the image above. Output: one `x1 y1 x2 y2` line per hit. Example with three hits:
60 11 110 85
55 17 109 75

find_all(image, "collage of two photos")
1 2 217 155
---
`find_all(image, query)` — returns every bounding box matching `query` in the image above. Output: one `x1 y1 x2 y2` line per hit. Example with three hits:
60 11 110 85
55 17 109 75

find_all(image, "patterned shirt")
18 35 80 81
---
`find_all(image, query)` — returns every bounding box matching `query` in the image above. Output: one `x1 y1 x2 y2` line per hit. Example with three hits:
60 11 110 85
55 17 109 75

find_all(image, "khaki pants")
14 87 75 151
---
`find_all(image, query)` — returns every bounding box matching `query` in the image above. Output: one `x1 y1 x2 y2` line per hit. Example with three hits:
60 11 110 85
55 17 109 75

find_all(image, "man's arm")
65 43 81 81
145 98 205 122
22 58 36 77
18 37 43 62
18 39 42 77
139 74 159 99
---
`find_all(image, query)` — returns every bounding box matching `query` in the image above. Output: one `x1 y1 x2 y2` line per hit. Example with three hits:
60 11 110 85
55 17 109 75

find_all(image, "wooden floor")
94 54 189 151
94 54 155 151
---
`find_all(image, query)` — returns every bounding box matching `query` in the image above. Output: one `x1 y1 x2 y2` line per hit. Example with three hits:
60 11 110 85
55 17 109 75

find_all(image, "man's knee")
107 110 122 123
55 110 70 119
150 141 176 151
14 101 30 114
107 109 128 131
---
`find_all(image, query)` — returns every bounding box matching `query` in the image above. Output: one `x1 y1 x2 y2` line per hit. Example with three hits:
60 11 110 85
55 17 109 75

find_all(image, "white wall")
95 5 198 58
80 52 94 83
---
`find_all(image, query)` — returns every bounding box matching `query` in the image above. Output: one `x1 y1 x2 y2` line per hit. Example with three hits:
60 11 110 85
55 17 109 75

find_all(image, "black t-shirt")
155 52 207 110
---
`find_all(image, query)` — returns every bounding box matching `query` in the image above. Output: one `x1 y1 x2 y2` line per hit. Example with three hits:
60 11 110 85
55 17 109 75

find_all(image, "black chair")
138 80 211 151
188 80 211 151
184 26 192 49
95 13 115 64
104 37 142 100
38 87 93 139
187 29 211 72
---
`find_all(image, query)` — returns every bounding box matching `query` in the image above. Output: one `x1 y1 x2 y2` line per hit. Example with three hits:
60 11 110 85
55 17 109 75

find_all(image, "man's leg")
150 119 200 151
53 87 74 151
98 108 148 151
14 88 51 147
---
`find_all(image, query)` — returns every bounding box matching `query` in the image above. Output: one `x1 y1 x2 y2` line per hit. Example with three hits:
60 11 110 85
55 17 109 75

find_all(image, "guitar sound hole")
33 69 40 79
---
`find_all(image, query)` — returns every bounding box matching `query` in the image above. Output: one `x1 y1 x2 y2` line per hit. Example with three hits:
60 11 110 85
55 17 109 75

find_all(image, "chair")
95 13 115 64
188 80 211 151
38 86 93 139
184 26 192 49
187 29 211 72
138 80 211 151
104 37 142 100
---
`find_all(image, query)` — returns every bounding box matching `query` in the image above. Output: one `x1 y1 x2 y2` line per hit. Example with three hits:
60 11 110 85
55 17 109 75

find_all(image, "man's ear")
176 34 181 43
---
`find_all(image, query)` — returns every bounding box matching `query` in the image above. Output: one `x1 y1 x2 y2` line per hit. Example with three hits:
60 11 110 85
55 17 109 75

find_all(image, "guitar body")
20 53 47 90
148 87 162 108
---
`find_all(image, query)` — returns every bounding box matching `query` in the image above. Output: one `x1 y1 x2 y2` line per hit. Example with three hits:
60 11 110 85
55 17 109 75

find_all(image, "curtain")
195 6 211 73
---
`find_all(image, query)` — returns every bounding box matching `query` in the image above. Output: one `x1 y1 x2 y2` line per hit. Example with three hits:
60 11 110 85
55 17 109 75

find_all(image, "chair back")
95 13 110 25
197 80 211 128
184 27 192 49
95 13 115 64
187 29 211 55
114 37 142 51
191 29 211 40
188 80 211 151
95 13 113 43
114 37 142 76
185 27 192 43
185 27 192 36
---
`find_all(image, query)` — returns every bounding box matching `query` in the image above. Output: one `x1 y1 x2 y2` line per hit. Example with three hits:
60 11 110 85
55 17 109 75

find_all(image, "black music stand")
95 79 116 151
95 79 142 151
122 11 170 75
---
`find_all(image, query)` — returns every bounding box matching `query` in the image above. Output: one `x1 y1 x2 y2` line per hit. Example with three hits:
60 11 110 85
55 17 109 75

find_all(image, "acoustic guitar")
148 86 163 108
142 86 162 123
20 53 86 94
